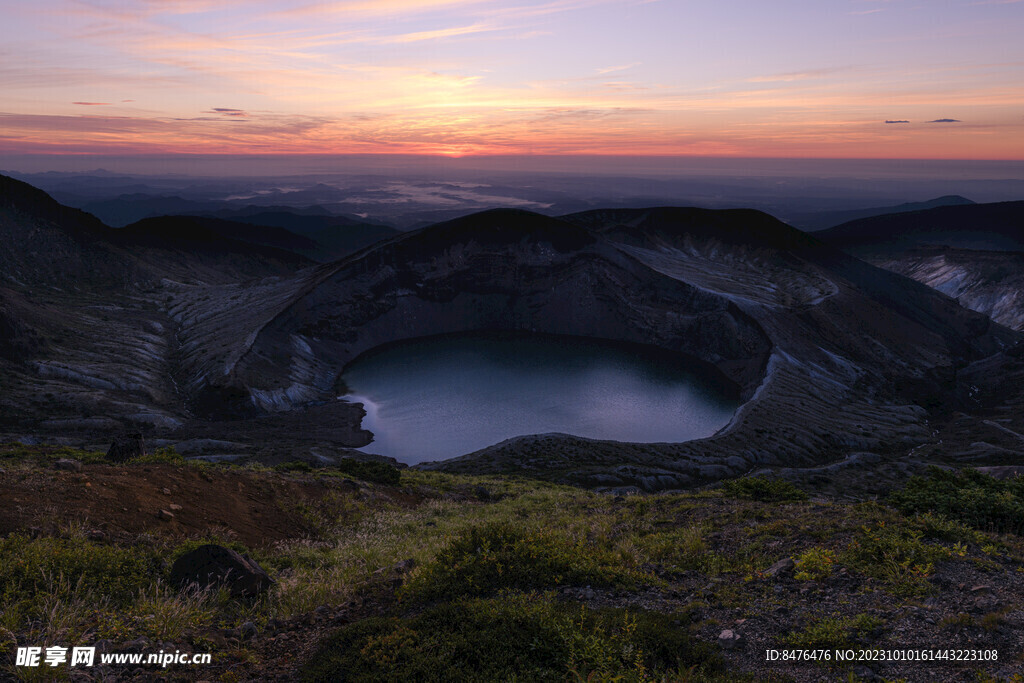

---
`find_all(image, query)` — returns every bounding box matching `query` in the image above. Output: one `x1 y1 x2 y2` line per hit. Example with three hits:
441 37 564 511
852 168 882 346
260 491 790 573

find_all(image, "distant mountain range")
816 200 1024 253
785 195 976 232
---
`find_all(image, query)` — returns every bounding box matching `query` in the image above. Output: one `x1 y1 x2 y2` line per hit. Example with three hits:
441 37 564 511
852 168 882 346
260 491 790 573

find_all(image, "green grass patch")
331 458 401 486
402 522 643 603
782 613 884 649
0 535 161 630
0 442 105 465
794 547 836 581
841 522 952 596
890 467 1024 535
127 447 186 465
301 593 721 683
720 476 808 503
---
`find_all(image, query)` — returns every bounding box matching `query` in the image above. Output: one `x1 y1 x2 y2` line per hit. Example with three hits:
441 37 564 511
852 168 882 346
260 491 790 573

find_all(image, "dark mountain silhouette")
79 194 221 227
193 210 400 261
786 195 976 232
816 201 1024 254
0 174 136 288
114 216 315 283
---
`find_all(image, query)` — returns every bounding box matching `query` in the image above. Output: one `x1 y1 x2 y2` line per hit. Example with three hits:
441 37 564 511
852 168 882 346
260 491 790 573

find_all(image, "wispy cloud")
930 118 962 122
595 62 641 75
885 119 909 123
72 101 111 105
747 67 857 83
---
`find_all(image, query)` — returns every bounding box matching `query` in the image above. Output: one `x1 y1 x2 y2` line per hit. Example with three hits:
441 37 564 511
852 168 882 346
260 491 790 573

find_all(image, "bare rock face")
169 544 273 598
106 432 145 463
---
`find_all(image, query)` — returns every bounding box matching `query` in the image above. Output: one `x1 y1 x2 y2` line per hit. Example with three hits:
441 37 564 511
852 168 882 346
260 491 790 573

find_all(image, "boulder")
764 557 795 578
718 629 743 649
54 458 82 472
106 432 145 463
170 544 273 598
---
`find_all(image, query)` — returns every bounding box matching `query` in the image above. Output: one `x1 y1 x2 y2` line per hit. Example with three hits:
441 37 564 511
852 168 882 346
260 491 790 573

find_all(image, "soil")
0 461 372 547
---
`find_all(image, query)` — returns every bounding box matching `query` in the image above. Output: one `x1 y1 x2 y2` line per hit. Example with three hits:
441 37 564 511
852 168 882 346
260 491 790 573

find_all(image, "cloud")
377 22 497 43
72 102 111 105
205 107 249 117
595 62 641 75
929 118 962 122
885 120 909 123
747 67 855 83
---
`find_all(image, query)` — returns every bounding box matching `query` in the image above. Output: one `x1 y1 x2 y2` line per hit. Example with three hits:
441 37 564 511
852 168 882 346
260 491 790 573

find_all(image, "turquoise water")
341 333 739 464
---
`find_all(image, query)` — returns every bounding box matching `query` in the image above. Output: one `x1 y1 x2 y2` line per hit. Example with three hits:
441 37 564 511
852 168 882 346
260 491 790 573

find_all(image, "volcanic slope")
818 201 1024 332
176 207 1015 491
0 174 318 435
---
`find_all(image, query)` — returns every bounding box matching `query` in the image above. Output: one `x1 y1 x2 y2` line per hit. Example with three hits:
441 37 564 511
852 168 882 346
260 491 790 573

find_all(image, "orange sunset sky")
2 0 1023 160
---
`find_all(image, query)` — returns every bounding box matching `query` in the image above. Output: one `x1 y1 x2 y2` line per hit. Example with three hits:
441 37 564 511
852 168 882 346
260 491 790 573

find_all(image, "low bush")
720 477 808 502
301 593 721 682
0 535 160 628
128 447 186 465
889 467 1024 535
402 522 639 602
794 547 836 581
842 522 951 596
274 460 313 473
332 458 401 486
782 613 884 649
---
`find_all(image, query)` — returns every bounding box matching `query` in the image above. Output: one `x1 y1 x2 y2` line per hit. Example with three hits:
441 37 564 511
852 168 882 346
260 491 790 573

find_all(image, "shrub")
783 613 884 649
332 458 401 486
637 527 728 575
0 535 160 627
889 467 1024 535
301 593 720 682
0 443 105 465
274 460 313 473
128 447 185 465
841 522 951 596
720 477 808 502
794 547 836 581
402 522 638 602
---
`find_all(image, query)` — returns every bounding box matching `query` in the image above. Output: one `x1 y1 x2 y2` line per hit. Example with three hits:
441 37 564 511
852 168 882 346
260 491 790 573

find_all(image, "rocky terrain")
3 446 1024 682
817 202 1024 334
4 175 1024 492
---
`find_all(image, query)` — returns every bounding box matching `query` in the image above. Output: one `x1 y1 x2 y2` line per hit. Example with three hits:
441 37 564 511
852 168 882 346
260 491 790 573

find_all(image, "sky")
1 0 1023 160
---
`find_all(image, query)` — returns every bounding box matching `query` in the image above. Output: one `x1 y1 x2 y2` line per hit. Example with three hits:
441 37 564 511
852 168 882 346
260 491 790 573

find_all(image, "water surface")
341 333 739 464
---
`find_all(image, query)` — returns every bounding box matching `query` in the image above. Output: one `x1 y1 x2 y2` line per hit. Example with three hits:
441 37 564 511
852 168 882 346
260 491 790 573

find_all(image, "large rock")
106 432 145 463
169 544 273 598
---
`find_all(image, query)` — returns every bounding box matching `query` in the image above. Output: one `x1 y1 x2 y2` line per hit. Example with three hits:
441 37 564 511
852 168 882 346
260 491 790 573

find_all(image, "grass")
793 547 836 581
841 522 952 596
782 613 885 649
401 521 643 602
719 476 808 502
4 451 1024 680
301 593 722 683
890 467 1024 535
